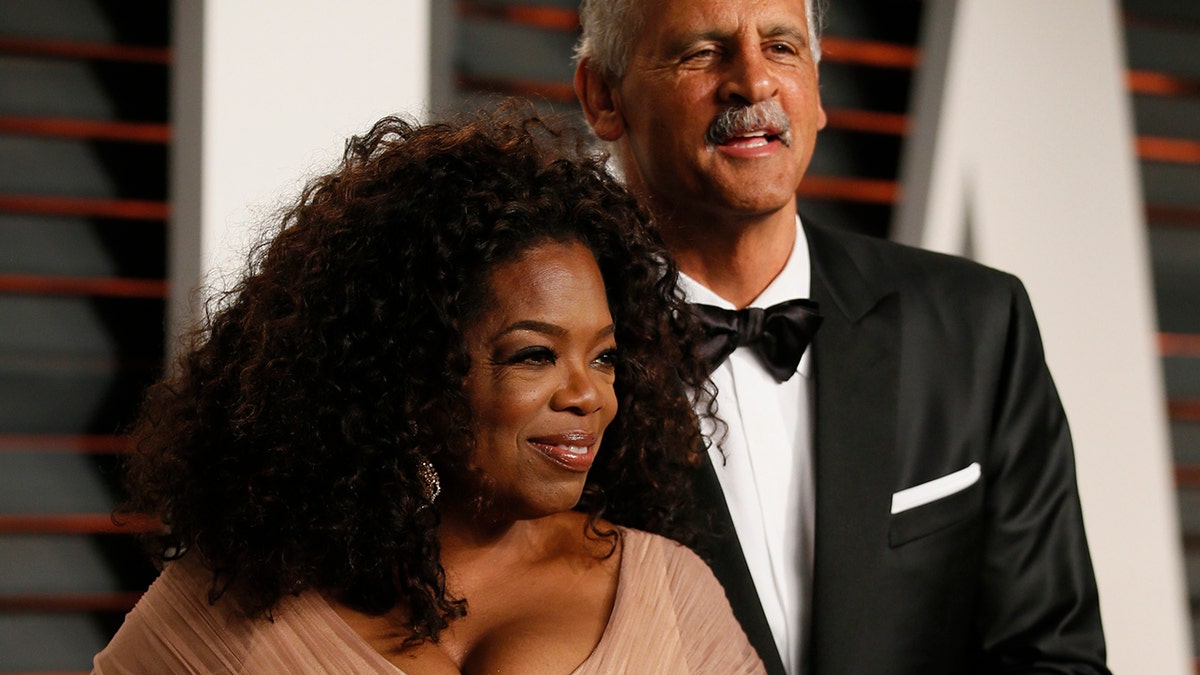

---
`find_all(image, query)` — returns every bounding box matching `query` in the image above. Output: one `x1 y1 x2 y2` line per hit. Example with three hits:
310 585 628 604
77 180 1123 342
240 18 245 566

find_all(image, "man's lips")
711 128 789 158
527 431 598 472
718 129 778 148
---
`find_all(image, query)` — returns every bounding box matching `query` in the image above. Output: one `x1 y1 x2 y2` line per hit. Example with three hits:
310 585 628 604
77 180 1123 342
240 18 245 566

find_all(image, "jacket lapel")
804 224 901 671
694 456 788 675
689 223 900 675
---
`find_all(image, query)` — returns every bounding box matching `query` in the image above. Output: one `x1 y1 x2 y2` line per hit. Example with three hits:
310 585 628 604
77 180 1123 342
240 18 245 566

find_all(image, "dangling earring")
418 458 441 504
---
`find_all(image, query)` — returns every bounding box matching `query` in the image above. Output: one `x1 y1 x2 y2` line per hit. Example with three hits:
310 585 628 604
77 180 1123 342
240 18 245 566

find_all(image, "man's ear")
815 67 828 131
574 59 625 142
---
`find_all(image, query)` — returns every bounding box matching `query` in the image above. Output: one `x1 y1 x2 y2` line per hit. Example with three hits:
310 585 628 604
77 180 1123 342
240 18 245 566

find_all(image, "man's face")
607 0 826 222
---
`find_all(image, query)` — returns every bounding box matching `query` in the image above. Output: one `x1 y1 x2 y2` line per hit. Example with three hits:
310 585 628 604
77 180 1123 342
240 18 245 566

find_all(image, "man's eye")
684 47 719 62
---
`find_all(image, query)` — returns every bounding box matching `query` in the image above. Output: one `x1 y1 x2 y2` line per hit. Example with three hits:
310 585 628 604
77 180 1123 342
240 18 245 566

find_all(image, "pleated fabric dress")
92 528 765 674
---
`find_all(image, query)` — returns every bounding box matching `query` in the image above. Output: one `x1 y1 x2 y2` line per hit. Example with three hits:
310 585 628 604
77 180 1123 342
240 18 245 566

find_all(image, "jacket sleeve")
975 276 1109 674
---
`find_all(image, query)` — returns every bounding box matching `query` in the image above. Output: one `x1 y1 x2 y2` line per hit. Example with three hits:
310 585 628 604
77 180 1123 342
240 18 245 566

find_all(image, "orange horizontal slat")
455 73 916 142
447 14 1200 106
0 194 168 220
0 434 131 453
1177 464 1200 489
820 36 918 69
0 592 141 613
1128 69 1200 98
824 109 908 135
1147 205 1200 228
0 37 170 64
1170 398 1200 422
456 73 577 103
455 3 919 71
455 1 922 73
780 116 1200 153
1138 136 1200 165
797 176 898 204
0 116 169 143
0 274 167 299
0 513 160 534
458 0 578 31
1160 333 1200 358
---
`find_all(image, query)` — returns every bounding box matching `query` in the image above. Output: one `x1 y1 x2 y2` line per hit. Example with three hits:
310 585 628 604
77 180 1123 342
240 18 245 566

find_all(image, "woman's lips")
527 432 598 472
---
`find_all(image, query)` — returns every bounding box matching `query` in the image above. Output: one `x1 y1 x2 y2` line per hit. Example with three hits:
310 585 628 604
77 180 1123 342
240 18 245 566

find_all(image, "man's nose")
718 45 779 104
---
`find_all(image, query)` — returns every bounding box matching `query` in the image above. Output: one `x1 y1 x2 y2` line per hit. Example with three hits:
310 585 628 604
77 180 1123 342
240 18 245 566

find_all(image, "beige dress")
92 528 765 674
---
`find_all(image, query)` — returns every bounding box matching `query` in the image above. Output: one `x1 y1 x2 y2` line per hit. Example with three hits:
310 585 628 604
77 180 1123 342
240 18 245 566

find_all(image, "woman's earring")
418 458 441 504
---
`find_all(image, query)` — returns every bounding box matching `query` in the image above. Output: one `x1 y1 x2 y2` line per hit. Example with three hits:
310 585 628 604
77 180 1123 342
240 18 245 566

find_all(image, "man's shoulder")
803 219 1020 299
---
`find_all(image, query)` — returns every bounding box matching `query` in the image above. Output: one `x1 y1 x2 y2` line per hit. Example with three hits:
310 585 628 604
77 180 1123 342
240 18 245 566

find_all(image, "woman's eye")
506 346 556 365
593 348 619 369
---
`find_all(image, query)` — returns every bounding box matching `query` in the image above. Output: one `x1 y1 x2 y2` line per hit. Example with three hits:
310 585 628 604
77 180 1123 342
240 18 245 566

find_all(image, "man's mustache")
705 101 793 148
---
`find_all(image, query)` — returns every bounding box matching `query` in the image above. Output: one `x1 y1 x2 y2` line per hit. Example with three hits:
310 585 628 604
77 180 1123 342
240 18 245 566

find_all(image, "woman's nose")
550 362 606 415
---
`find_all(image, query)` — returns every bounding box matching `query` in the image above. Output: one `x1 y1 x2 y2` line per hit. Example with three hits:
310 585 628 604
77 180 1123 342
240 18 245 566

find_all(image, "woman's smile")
527 431 599 472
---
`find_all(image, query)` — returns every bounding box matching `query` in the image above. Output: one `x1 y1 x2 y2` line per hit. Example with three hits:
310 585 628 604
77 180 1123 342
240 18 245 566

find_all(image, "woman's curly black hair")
121 104 716 645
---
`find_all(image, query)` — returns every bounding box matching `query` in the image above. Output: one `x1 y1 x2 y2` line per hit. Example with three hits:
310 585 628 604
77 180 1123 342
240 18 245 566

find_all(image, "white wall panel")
171 0 431 335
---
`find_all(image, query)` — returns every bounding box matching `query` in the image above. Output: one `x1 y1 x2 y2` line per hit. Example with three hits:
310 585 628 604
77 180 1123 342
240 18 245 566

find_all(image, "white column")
895 2 1192 672
170 0 431 337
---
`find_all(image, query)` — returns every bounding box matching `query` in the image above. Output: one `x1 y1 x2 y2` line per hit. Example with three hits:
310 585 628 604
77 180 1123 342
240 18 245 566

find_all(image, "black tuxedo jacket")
697 223 1109 674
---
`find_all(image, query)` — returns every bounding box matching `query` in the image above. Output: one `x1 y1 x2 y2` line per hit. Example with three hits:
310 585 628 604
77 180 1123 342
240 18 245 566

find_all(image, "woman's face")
461 240 619 521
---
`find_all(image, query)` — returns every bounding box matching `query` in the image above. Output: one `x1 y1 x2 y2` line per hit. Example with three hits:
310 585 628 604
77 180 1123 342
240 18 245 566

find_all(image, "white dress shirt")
677 217 814 675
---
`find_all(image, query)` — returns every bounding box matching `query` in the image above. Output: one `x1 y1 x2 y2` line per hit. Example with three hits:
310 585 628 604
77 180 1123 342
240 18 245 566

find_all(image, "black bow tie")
692 299 822 382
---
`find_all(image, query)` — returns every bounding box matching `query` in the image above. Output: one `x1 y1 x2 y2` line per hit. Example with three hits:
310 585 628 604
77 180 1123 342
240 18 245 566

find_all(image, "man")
573 0 1109 673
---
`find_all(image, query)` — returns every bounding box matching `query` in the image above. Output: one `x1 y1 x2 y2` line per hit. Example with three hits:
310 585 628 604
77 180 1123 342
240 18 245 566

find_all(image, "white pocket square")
891 462 981 515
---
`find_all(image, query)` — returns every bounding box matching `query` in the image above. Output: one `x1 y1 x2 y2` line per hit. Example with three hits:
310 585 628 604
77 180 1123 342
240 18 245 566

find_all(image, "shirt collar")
676 215 815 377
676 215 811 306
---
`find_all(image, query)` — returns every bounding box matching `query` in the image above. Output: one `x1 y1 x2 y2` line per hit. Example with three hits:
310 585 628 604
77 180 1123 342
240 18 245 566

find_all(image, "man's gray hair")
574 0 825 80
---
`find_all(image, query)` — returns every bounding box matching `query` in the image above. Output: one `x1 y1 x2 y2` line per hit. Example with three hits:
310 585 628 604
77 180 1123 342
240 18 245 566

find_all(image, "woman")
93 108 763 673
